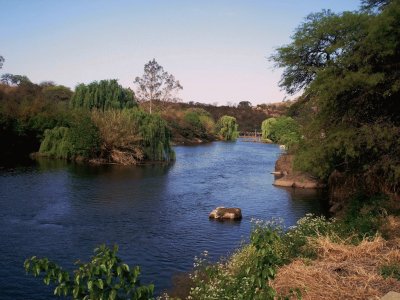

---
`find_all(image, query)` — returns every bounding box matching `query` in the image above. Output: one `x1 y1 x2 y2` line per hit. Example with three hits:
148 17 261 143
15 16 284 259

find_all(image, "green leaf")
97 279 104 290
87 280 93 291
109 289 117 300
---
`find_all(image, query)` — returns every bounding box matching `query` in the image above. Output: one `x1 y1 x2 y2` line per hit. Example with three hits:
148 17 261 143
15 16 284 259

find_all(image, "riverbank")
165 196 400 299
273 154 325 189
162 151 400 299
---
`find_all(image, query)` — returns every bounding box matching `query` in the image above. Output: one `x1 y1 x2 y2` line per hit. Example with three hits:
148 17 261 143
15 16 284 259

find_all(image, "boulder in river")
209 207 242 220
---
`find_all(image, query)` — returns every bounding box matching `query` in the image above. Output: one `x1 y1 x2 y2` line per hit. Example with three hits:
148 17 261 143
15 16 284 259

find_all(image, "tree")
1 73 31 86
361 0 391 12
70 80 136 111
134 59 183 114
270 10 369 94
0 55 4 69
42 85 73 102
268 117 301 146
261 118 277 142
216 115 239 141
272 1 400 193
237 101 252 109
24 245 154 300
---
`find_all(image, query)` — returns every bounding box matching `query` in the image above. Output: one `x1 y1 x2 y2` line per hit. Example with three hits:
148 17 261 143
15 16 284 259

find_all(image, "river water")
0 140 327 299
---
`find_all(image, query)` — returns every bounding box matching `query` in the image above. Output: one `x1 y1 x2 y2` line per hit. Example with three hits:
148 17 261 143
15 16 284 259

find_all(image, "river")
0 140 327 299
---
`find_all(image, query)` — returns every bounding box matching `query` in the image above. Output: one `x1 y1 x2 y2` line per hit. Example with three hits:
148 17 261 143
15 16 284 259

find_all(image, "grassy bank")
162 194 400 299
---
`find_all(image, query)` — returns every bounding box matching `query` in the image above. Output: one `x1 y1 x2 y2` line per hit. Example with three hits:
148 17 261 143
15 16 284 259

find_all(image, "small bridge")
239 131 262 142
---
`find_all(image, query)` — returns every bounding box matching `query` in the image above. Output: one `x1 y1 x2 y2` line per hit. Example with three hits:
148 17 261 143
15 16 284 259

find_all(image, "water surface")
0 140 327 299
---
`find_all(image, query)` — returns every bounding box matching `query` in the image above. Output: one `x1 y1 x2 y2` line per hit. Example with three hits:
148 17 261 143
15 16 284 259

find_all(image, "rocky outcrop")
273 154 325 189
274 175 325 189
209 207 242 220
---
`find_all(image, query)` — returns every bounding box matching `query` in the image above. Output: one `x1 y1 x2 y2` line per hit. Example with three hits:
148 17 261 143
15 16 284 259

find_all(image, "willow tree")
134 59 183 114
91 109 174 164
216 115 239 141
261 118 277 142
70 79 136 111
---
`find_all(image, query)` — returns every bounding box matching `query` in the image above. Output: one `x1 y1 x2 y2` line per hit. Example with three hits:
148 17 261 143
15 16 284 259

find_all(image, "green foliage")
261 118 276 142
294 123 400 188
68 113 101 158
42 85 73 102
248 220 283 299
93 109 175 163
39 113 100 159
283 214 338 260
71 80 136 111
216 115 239 141
182 108 215 139
185 197 390 300
261 117 301 147
39 127 72 159
381 263 400 281
24 245 154 300
272 2 400 194
132 109 174 161
1 73 32 86
339 194 388 239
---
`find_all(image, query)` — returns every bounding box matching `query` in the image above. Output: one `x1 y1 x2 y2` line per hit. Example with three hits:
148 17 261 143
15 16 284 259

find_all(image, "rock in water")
209 207 242 220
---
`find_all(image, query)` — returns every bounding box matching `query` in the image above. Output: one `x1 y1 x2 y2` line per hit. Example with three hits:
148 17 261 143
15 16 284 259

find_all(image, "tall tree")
1 73 31 86
272 1 400 193
134 59 183 114
0 55 4 69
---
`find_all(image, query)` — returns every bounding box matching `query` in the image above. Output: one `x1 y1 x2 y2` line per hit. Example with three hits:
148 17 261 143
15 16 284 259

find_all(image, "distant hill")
163 100 294 132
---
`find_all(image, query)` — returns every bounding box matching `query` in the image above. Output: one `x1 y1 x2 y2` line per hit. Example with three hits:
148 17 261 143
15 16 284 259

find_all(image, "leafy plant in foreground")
24 245 154 300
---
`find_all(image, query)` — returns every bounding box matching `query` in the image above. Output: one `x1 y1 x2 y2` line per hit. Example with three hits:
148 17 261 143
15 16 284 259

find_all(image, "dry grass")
271 235 400 300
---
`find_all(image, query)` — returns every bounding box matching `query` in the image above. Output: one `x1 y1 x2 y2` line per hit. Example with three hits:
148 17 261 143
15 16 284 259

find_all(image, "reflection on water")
0 140 328 299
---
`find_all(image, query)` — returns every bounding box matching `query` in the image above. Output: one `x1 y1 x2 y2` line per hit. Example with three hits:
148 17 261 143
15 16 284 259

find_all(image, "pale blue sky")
1 0 360 105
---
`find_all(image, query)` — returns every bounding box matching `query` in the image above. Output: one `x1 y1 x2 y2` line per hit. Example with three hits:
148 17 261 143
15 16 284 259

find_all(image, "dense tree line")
272 0 400 194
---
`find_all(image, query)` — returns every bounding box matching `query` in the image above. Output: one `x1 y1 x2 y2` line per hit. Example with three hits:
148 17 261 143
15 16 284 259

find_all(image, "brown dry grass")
271 235 400 300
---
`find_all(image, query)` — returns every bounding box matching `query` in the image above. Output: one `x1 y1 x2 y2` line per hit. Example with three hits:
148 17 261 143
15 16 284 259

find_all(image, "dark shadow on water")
33 157 175 180
274 185 330 217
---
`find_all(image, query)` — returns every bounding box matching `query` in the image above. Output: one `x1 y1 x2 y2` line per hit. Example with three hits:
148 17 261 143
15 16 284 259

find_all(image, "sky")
1 0 361 105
